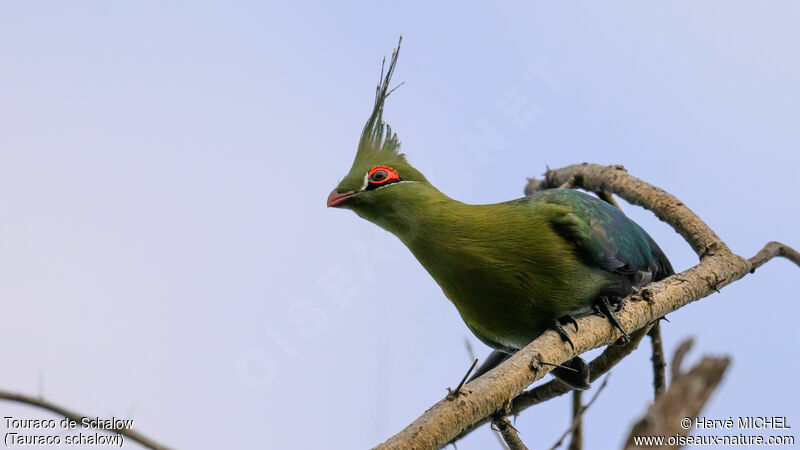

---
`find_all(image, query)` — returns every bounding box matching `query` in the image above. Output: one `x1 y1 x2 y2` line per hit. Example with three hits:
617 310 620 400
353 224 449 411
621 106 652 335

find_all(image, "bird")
327 38 673 389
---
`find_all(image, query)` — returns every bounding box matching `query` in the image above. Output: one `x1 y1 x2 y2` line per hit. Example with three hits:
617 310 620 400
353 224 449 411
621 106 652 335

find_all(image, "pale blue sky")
0 2 798 449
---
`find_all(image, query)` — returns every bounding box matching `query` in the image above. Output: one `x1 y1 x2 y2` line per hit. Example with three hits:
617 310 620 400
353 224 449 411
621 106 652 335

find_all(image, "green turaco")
327 38 673 389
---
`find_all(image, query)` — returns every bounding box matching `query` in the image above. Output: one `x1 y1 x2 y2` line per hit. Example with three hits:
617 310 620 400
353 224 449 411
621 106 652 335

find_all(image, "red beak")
327 189 355 207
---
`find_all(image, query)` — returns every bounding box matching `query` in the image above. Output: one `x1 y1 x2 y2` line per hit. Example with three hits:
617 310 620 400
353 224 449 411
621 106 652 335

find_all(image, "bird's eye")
370 170 388 182
365 165 400 190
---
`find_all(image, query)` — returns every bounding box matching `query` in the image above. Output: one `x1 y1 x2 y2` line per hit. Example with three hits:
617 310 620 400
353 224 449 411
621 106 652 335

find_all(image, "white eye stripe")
370 180 417 191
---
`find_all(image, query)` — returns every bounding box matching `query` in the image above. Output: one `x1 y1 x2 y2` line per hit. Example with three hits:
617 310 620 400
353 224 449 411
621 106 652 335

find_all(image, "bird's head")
327 37 432 229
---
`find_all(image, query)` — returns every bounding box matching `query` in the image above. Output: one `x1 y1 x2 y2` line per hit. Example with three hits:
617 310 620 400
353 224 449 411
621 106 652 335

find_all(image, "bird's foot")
550 318 576 350
592 303 606 318
595 296 631 345
559 314 579 332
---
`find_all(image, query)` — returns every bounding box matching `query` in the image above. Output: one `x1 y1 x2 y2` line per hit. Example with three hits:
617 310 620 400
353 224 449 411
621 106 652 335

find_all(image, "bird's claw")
596 296 630 344
592 304 606 318
560 315 579 332
550 318 575 350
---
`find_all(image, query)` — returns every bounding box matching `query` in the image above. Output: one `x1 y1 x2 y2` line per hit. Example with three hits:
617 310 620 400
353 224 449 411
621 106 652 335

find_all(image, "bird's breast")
407 233 606 351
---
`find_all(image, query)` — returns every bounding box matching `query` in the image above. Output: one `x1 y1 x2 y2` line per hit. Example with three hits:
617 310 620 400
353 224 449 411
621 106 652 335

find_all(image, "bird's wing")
470 190 673 385
536 188 674 284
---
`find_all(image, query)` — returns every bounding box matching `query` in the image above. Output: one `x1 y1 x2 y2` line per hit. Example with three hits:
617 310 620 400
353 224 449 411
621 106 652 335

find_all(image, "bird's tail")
469 350 590 390
468 350 512 382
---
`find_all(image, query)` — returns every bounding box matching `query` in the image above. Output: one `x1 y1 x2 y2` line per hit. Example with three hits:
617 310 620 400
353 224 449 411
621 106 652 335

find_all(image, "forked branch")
374 163 798 450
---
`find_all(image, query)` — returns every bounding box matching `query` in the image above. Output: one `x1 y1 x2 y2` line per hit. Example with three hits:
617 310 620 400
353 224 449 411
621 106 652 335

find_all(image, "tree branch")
748 241 800 270
451 324 652 444
669 338 694 382
648 322 667 399
567 391 583 450
491 416 529 450
595 190 621 210
0 390 169 450
531 164 729 257
374 163 797 450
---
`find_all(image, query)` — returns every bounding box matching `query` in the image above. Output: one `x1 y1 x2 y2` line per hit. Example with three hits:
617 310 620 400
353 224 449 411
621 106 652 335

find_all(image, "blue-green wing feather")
471 189 674 383
536 189 674 285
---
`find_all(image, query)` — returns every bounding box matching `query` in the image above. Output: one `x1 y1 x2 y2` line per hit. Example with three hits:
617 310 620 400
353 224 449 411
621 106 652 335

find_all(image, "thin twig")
0 390 169 450
567 391 583 450
492 416 529 450
648 322 667 399
548 375 611 450
670 338 695 382
625 347 730 449
749 241 800 270
558 175 577 189
448 359 479 399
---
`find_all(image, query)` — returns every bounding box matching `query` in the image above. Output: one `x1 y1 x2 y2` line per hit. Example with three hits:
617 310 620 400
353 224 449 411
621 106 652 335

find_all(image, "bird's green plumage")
339 181 669 352
331 39 673 358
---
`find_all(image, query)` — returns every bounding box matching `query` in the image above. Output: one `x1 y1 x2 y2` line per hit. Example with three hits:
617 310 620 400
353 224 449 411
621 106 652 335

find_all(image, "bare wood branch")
491 416 529 450
749 241 800 270
530 163 729 257
669 338 694 382
513 323 649 410
567 391 583 450
451 324 652 444
648 322 667 399
375 163 797 450
449 175 642 443
0 390 169 450
595 190 621 210
624 342 731 449
558 175 577 189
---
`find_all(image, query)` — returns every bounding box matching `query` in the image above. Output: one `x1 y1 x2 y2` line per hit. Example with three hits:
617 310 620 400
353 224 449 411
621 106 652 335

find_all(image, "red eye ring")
368 165 400 184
